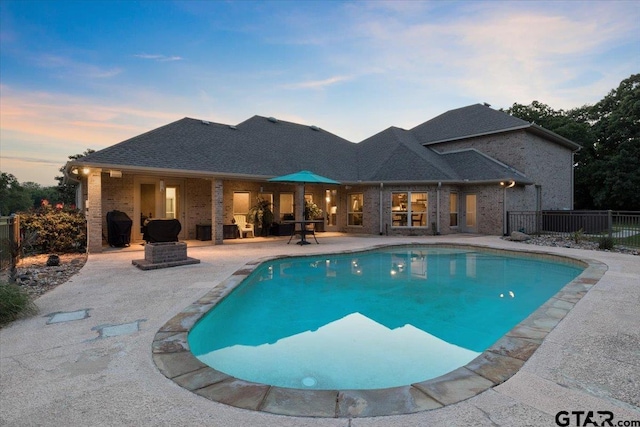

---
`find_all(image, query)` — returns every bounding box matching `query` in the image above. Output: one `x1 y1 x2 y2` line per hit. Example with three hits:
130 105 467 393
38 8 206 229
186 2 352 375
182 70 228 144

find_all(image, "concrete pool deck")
1 235 638 426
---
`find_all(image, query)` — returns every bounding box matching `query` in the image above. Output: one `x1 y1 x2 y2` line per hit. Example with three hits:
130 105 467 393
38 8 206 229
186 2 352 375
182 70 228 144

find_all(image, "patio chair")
233 215 254 238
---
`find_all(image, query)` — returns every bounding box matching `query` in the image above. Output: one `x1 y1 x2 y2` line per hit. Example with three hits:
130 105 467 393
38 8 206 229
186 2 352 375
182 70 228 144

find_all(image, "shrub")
0 283 37 326
598 236 615 250
571 228 584 244
19 205 86 254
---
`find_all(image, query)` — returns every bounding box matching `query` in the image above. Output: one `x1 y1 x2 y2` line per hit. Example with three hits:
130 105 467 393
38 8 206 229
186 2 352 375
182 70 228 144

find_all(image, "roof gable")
411 104 530 144
357 127 459 181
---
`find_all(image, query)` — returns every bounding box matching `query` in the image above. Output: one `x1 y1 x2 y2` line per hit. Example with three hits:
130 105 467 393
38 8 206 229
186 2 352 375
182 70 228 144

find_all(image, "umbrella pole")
295 184 305 222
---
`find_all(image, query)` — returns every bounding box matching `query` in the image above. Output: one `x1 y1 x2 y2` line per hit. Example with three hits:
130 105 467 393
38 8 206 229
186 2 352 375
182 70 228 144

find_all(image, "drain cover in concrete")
46 309 90 324
92 319 146 339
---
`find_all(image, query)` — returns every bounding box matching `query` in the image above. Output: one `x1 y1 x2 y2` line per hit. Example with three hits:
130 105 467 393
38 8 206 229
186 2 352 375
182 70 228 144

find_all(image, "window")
233 192 250 215
326 189 337 226
450 193 458 227
391 192 427 227
466 194 477 228
279 193 294 220
258 193 273 206
165 187 176 219
348 193 363 226
258 192 273 211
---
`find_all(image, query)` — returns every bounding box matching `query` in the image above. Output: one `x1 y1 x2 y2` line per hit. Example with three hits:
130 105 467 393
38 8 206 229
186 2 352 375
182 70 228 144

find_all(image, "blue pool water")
188 246 583 390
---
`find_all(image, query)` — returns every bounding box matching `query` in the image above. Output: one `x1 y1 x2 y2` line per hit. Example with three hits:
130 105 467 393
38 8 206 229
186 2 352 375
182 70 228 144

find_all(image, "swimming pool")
187 246 583 391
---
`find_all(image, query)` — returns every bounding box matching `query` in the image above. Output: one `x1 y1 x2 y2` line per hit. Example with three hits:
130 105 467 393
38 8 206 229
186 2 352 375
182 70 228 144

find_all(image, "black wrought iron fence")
507 210 640 248
0 215 20 270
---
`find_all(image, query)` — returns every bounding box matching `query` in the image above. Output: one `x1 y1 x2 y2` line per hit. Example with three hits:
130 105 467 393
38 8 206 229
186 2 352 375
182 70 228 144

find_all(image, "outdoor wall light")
159 180 165 191
82 167 90 175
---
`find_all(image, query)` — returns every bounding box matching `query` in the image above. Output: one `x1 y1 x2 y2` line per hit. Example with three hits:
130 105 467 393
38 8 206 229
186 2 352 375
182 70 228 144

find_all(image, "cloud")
334 1 640 108
31 53 122 79
0 85 191 184
0 85 180 151
283 75 352 90
134 53 184 62
1 155 62 166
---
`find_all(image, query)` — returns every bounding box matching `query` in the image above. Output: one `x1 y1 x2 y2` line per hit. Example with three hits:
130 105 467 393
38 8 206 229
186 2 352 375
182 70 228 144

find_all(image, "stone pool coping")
151 243 607 418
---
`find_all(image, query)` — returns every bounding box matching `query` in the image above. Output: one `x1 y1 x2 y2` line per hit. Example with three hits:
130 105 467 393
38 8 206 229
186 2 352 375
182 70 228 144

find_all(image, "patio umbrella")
267 170 340 186
268 170 341 244
268 170 340 207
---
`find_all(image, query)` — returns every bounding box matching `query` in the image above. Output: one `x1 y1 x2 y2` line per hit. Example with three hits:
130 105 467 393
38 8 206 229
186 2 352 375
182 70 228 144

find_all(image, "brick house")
65 104 580 253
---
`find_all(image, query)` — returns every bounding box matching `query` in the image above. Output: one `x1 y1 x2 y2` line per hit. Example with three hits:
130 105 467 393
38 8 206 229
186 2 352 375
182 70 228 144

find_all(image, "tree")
21 182 59 209
55 149 95 206
0 173 31 215
587 74 640 210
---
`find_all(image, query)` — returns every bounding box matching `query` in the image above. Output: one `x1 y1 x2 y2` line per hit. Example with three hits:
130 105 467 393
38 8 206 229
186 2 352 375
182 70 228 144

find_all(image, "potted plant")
246 197 274 236
304 200 324 232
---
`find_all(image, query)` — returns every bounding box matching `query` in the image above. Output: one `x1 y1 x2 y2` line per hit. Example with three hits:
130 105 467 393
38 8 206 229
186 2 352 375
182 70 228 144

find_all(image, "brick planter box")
133 242 200 270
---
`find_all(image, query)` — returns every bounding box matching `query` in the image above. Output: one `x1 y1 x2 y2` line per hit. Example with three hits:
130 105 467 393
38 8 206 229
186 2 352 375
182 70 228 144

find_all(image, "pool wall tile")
412 367 495 405
151 243 609 418
261 388 338 417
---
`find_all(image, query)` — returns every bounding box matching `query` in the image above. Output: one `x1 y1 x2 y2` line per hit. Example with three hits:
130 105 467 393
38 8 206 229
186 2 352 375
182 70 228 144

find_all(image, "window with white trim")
348 193 363 226
450 193 458 227
391 192 427 227
233 192 250 215
279 193 294 220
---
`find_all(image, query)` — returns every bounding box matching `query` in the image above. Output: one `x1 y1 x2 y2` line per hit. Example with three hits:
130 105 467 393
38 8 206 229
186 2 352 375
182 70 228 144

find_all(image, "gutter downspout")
571 152 575 209
503 185 507 235
502 181 515 235
436 182 441 235
379 183 384 235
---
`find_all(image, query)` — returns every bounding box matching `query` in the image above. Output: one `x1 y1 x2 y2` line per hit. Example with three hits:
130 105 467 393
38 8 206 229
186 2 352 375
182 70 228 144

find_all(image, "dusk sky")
1 0 638 186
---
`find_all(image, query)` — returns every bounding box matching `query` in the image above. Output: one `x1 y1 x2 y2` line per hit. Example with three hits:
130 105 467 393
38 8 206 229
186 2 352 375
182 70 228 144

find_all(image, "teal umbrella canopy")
268 170 340 185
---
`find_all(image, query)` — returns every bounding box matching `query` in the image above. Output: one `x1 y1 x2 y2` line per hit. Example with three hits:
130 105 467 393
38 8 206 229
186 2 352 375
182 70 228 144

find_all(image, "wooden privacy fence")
507 210 640 247
0 215 20 270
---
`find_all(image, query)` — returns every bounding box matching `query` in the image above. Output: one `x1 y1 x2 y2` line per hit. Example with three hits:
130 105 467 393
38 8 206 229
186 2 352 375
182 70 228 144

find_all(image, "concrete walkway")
1 235 638 426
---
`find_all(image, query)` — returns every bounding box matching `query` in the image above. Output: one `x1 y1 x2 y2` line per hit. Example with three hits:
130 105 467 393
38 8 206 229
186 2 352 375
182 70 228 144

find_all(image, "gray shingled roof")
77 116 359 180
410 103 530 144
74 105 565 184
356 127 459 182
442 149 533 184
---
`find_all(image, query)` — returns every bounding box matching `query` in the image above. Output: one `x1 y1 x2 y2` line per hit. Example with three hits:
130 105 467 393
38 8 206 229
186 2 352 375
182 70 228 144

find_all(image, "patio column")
86 169 103 253
211 178 224 244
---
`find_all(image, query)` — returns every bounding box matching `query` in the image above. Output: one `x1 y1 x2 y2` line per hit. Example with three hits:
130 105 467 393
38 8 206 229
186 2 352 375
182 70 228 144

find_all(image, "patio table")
284 220 322 245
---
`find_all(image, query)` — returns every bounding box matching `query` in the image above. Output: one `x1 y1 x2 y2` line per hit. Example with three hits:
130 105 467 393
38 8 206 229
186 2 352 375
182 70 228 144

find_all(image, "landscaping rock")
1 253 88 298
46 254 60 266
510 231 531 241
